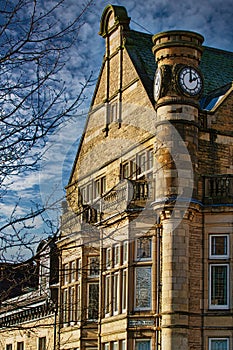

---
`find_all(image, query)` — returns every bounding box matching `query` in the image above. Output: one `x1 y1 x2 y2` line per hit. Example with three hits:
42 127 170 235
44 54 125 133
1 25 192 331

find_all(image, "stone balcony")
203 174 233 205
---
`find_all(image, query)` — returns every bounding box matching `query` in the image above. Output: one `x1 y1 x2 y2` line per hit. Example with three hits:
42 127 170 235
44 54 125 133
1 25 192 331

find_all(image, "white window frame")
70 286 76 324
113 272 119 315
71 261 76 282
123 241 128 264
105 275 111 316
209 234 229 259
106 248 111 269
208 337 229 350
209 264 229 309
113 341 118 350
63 288 69 325
122 269 127 312
114 244 120 266
121 340 126 350
135 339 151 350
64 263 69 285
76 283 81 320
104 343 110 350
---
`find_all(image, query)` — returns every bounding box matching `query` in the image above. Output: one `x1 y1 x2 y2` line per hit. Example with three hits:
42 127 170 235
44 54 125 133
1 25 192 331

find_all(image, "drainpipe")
155 219 162 350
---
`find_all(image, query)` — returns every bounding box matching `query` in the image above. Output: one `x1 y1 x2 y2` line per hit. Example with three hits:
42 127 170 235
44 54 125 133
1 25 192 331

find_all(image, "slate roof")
124 30 233 104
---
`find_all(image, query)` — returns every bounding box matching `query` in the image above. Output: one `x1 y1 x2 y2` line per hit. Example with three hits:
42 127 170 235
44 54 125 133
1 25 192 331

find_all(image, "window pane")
209 338 228 350
17 343 24 350
89 257 99 277
210 235 228 257
123 241 128 263
113 342 118 350
136 237 152 260
106 248 111 269
38 337 46 350
88 283 99 320
70 287 75 322
113 273 119 313
6 345 13 350
114 245 120 266
64 263 69 284
121 340 126 350
63 288 68 324
135 267 151 309
77 284 81 320
71 261 76 281
210 265 228 306
122 269 127 311
136 340 151 350
105 276 110 315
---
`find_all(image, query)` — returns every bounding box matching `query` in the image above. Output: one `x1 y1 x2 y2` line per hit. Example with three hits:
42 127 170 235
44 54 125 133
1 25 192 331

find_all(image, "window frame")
105 275 111 316
209 263 229 309
209 234 229 259
122 269 127 312
114 244 120 266
87 282 99 321
136 237 152 261
135 266 152 310
17 342 24 350
208 337 229 350
88 256 100 278
113 272 119 315
135 339 151 350
38 337 46 350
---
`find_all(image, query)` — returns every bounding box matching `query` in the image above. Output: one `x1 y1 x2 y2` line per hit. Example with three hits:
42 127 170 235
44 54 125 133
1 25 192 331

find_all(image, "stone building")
1 4 232 350
59 4 233 350
0 239 59 350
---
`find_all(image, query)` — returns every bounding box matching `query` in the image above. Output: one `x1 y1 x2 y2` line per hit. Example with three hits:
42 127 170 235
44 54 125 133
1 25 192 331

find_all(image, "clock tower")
152 31 204 350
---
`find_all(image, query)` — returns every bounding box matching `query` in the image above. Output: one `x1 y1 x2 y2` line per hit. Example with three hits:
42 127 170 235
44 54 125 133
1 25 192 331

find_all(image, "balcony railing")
101 179 150 214
203 175 233 204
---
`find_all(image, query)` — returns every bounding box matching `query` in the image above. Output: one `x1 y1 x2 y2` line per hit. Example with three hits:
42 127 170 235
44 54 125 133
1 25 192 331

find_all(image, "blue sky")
1 0 232 259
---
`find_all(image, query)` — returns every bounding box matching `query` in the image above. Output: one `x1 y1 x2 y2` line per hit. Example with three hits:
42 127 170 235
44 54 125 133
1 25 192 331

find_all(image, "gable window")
209 235 229 259
209 338 229 350
136 237 152 260
135 267 152 310
209 264 229 309
38 337 46 350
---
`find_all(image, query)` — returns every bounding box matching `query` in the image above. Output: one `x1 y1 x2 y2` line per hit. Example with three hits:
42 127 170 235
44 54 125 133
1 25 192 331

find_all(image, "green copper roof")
124 30 233 102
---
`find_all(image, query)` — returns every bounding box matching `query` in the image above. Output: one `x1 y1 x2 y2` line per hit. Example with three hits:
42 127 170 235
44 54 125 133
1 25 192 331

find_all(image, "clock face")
178 66 202 96
154 67 162 101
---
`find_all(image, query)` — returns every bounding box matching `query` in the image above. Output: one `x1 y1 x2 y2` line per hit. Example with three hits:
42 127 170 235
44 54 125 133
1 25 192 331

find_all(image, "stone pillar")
152 30 204 349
